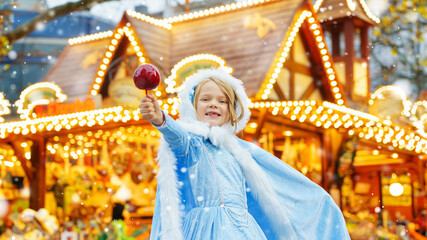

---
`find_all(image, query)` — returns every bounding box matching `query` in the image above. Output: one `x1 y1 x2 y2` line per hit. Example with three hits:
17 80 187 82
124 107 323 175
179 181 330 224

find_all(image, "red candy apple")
133 64 161 92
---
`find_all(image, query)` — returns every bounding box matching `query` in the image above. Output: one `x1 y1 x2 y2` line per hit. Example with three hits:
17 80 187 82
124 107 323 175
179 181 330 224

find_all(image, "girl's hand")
139 94 164 126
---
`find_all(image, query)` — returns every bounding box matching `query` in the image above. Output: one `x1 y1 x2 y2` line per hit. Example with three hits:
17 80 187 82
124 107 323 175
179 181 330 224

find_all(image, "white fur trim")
178 68 251 134
157 137 183 240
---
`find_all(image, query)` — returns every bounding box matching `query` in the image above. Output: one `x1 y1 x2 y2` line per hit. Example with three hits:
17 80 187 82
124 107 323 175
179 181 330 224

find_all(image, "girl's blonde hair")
193 77 244 128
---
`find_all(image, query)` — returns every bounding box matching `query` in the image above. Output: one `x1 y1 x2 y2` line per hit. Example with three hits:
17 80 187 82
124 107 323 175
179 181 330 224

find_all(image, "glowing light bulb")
389 183 404 197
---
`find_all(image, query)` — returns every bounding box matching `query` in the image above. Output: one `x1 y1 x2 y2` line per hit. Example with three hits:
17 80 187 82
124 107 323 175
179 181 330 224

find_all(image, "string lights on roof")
248 100 427 154
255 10 345 105
346 0 357 11
68 31 113 46
44 127 161 160
15 82 67 120
411 101 427 139
163 0 274 24
0 106 135 138
0 93 10 123
369 85 412 117
89 24 147 96
0 97 426 154
312 0 324 10
126 10 172 29
359 0 381 23
313 0 380 24
164 54 232 94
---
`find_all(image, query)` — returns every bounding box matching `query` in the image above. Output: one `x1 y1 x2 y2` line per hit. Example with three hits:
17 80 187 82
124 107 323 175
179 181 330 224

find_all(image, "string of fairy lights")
0 93 10 123
68 24 148 96
44 127 160 160
90 24 147 96
249 100 427 153
0 0 425 171
254 10 345 105
163 54 233 94
313 0 380 23
0 97 426 154
0 126 161 169
68 31 114 45
15 82 67 119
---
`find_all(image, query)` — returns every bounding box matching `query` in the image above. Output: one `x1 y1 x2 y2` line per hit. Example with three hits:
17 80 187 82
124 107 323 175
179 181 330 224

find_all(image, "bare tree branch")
2 0 116 47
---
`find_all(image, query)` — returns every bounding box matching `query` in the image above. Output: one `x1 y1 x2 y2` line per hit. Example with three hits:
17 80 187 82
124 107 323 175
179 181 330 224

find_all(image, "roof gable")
314 0 380 25
254 6 347 105
43 32 112 100
125 0 305 98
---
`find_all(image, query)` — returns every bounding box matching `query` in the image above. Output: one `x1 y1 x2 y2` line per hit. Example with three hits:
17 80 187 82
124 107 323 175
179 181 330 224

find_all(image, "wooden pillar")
331 29 341 57
253 109 268 141
360 26 369 59
378 171 383 208
416 157 426 217
321 129 333 190
10 141 33 183
29 138 46 210
417 157 426 195
344 19 355 97
360 26 371 95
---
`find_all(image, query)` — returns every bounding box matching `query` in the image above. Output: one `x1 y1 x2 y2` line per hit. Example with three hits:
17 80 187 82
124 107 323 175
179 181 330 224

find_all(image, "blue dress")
154 115 267 239
149 68 350 239
150 114 350 240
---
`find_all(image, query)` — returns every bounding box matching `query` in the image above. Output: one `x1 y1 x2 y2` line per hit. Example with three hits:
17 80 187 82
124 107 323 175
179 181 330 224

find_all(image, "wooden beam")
29 138 46 210
360 26 371 99
344 19 355 96
284 60 312 76
321 130 333 190
273 81 287 100
10 141 34 182
300 81 316 100
253 108 268 141
297 22 331 101
360 26 369 59
290 69 295 99
417 158 426 196
331 28 341 57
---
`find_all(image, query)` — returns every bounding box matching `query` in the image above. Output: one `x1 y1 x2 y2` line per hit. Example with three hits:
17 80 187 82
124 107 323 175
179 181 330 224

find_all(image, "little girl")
139 68 350 240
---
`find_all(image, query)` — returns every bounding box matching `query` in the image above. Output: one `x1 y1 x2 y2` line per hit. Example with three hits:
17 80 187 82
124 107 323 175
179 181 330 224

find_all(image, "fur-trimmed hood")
177 67 251 134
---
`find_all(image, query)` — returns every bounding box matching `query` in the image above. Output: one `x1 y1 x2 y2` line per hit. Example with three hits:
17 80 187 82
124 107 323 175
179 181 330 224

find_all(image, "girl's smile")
195 80 230 126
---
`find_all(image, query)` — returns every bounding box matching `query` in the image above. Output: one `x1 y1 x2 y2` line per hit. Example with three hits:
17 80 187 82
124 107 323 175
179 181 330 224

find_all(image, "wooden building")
1 0 427 231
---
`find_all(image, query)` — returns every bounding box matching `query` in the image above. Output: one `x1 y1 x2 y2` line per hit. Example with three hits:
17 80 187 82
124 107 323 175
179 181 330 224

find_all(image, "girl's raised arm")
139 94 189 156
139 94 163 126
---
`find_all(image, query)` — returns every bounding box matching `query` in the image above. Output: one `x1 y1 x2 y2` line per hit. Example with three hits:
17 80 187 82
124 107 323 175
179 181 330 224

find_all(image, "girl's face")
195 80 230 126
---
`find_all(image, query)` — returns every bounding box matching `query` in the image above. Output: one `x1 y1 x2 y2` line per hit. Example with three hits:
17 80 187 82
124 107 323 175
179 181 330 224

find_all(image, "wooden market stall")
1 0 427 239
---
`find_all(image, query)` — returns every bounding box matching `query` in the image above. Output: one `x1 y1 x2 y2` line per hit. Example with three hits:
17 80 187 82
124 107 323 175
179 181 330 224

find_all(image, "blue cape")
150 136 350 239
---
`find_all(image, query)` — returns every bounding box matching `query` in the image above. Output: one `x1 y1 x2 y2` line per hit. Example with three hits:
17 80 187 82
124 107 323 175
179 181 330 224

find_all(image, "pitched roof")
127 0 304 97
43 0 347 106
314 0 380 25
42 33 112 100
44 0 306 98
